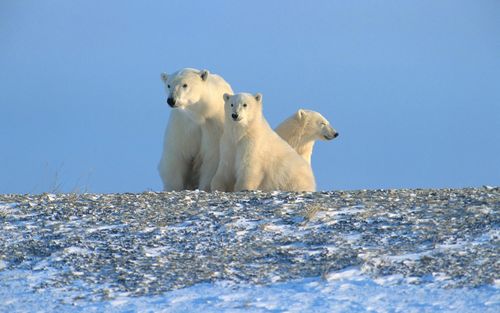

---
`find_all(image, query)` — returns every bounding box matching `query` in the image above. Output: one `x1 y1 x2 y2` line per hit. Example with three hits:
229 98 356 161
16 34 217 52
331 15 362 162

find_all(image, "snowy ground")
0 188 499 312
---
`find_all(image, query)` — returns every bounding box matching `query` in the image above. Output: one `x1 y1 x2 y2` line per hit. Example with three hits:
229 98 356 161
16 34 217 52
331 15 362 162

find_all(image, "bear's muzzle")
167 97 177 108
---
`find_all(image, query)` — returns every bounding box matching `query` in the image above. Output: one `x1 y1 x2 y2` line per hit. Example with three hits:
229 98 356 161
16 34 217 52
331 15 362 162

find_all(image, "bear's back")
208 73 233 95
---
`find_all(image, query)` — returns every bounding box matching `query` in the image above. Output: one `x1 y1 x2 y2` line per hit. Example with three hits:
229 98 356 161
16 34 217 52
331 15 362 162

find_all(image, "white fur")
158 68 233 191
275 109 338 165
211 93 316 192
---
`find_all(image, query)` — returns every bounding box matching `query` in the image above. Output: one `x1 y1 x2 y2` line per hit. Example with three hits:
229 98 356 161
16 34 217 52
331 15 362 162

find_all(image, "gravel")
0 187 499 302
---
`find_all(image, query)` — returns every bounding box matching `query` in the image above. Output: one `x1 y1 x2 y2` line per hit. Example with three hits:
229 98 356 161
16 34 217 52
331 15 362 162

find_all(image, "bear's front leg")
234 165 263 191
198 122 224 191
198 151 220 191
210 163 230 192
210 143 235 191
158 154 191 191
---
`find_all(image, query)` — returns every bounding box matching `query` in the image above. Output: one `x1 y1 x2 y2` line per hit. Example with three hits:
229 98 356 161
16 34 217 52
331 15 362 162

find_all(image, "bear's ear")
200 70 210 81
223 93 232 102
254 93 262 103
296 109 306 120
161 73 168 83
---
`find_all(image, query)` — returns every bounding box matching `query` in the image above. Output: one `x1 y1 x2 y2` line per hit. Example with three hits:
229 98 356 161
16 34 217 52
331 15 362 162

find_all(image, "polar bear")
211 93 316 192
159 68 233 191
275 109 338 165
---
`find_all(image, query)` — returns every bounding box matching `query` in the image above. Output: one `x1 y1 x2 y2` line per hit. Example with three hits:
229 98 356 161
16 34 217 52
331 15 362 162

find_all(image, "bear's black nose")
231 113 239 120
334 132 339 138
167 97 176 107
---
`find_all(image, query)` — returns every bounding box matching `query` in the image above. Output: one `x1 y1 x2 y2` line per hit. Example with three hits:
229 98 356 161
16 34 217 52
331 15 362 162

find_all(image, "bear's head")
160 68 210 109
296 109 338 141
223 93 263 126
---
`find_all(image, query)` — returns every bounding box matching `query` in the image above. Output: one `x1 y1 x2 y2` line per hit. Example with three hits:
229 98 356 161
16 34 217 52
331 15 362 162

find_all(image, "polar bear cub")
159 68 233 191
275 110 338 165
211 93 316 192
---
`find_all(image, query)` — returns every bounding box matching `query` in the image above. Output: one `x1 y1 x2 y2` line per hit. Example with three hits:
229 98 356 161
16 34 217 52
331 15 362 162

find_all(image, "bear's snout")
324 131 339 140
231 113 239 121
167 97 176 107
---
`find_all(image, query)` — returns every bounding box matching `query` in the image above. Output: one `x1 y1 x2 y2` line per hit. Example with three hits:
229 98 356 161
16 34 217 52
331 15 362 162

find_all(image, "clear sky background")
1 0 499 194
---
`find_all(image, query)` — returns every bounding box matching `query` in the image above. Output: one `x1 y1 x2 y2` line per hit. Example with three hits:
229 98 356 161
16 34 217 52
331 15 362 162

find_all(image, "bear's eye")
167 84 170 88
183 84 188 88
230 103 234 107
243 103 247 107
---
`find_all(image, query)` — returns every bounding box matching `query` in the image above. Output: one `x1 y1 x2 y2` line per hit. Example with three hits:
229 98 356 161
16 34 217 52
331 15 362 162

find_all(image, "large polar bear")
275 109 338 165
211 93 316 192
158 68 233 191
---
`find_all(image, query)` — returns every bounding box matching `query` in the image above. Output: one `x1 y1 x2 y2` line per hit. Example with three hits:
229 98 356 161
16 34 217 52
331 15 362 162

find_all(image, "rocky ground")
0 187 499 306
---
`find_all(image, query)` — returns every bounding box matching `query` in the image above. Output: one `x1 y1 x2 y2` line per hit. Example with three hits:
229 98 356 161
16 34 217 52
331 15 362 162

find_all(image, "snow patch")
324 267 364 281
143 246 167 257
63 247 92 255
3 271 498 313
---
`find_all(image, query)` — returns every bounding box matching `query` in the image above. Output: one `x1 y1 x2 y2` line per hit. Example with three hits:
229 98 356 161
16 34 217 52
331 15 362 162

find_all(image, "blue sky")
1 0 499 193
